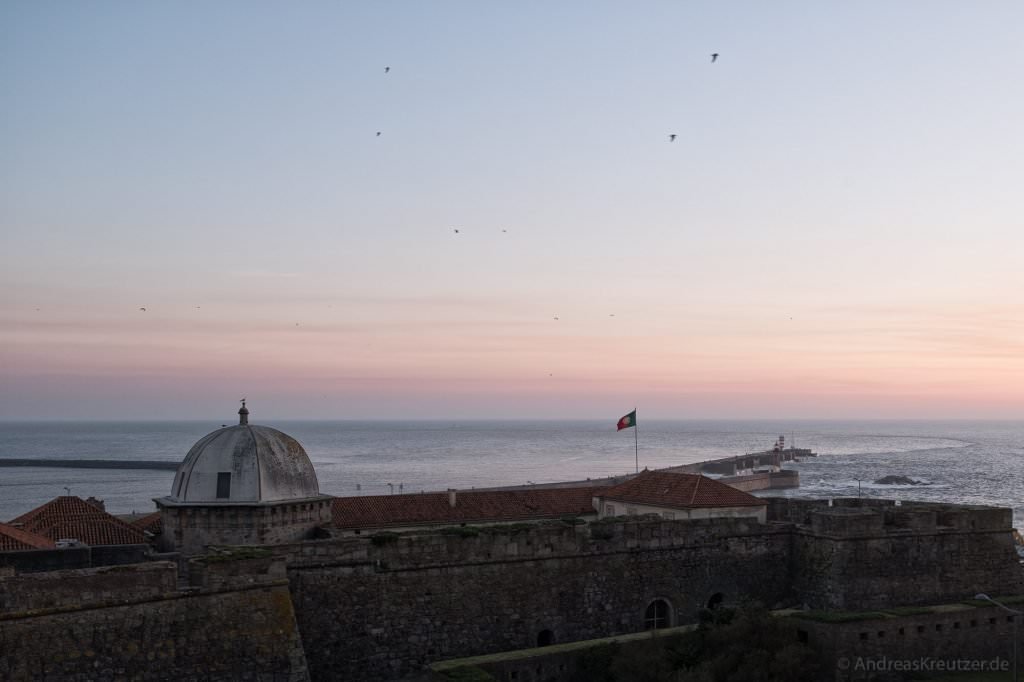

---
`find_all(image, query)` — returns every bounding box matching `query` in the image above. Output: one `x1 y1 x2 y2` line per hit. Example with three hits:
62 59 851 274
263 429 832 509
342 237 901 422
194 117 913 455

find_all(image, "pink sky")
3 3 1023 419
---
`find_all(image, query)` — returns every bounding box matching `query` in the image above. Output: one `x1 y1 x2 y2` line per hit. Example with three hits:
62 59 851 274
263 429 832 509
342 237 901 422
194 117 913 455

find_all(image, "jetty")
667 436 814 491
0 458 178 471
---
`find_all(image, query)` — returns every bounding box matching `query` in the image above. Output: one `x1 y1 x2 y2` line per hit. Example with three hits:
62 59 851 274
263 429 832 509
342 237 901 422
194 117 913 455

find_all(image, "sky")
2 2 1023 420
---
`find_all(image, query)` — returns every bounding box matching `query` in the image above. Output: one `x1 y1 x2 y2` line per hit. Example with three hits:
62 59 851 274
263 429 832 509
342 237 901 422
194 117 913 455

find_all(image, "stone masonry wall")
791 504 1024 610
0 561 176 613
284 517 795 681
0 562 310 682
796 605 1022 681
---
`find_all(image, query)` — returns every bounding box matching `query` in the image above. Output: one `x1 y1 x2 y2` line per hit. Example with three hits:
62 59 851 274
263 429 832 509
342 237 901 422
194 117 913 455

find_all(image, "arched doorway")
537 629 555 647
706 592 724 610
644 599 672 629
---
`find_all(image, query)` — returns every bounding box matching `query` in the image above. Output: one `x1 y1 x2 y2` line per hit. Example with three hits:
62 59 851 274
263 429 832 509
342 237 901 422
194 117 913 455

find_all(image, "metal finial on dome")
239 398 249 425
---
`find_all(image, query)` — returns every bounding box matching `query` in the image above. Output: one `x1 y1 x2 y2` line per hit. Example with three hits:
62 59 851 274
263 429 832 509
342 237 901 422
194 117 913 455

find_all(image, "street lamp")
976 593 1021 682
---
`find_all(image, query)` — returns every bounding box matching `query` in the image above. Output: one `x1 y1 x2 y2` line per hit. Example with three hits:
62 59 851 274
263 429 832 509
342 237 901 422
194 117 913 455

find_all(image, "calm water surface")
0 420 1021 523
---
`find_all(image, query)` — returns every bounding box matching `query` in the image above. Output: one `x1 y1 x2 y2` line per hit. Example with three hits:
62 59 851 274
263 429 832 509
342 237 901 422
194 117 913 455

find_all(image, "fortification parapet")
809 508 884 536
188 551 288 590
0 561 177 614
275 515 783 572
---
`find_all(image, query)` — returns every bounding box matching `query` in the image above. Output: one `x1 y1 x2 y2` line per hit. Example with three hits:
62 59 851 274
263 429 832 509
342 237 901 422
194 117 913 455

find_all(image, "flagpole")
634 407 638 474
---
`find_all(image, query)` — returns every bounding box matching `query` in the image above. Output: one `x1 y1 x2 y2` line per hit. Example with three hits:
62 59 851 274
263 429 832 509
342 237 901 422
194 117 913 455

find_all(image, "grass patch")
369 531 399 546
884 606 938 617
789 610 890 623
441 526 481 538
434 665 496 681
202 547 273 563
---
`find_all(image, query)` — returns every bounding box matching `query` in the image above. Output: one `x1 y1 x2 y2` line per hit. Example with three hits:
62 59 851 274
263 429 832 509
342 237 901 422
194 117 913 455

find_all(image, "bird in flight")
384 66 390 74
711 53 719 63
553 316 559 321
376 131 381 137
669 134 677 142
502 229 507 233
139 307 146 312
453 228 460 234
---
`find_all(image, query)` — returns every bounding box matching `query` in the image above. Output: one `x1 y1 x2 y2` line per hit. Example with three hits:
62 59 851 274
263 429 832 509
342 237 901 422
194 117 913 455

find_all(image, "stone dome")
167 404 320 504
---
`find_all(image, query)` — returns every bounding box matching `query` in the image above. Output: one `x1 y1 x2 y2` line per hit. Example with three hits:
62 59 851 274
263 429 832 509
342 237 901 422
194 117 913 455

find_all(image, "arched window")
707 592 724 610
537 629 555 647
644 599 671 629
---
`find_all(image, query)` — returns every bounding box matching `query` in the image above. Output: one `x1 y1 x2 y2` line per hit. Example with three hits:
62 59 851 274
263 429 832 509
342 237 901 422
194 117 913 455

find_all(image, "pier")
673 435 816 477
0 459 178 471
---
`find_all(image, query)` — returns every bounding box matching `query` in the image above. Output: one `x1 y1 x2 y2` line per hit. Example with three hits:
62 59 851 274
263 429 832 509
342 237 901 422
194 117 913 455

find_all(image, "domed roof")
167 403 321 504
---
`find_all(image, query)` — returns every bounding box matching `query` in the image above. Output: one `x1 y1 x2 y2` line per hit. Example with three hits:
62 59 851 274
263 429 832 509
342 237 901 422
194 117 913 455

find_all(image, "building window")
537 630 554 647
707 593 724 610
644 599 671 630
216 472 231 499
662 512 675 520
606 504 616 516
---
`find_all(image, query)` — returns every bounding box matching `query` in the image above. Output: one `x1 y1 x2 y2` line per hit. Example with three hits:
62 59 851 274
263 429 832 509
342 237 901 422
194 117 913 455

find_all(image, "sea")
1 420 1022 525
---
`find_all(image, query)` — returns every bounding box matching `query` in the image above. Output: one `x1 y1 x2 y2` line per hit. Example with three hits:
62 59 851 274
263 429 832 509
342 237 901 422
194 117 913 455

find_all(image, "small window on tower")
216 472 231 498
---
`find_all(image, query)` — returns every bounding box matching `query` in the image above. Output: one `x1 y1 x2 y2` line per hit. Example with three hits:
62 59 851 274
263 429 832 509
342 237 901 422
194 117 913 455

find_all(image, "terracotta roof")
9 496 147 546
597 471 765 509
332 487 599 530
0 522 55 552
131 511 163 535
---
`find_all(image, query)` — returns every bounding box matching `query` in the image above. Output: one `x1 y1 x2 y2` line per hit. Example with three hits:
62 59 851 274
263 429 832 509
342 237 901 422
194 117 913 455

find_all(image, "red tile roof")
9 496 147 546
0 522 55 552
332 487 599 530
597 471 765 509
131 511 163 535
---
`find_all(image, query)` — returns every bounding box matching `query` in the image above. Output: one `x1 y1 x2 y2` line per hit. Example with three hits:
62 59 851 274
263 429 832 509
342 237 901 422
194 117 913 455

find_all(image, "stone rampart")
285 517 795 681
0 560 310 681
0 561 176 613
792 504 1023 610
795 604 1022 681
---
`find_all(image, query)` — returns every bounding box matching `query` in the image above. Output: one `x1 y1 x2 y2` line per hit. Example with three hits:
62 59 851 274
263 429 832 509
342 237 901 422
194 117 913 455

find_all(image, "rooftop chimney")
448 489 457 508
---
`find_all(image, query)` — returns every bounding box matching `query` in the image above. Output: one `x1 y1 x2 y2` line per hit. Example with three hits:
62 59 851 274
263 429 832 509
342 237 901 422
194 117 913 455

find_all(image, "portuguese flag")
616 410 636 431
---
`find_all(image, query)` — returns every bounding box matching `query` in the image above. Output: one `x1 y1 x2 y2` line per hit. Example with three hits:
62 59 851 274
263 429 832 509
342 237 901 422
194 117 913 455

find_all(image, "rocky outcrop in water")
873 475 923 485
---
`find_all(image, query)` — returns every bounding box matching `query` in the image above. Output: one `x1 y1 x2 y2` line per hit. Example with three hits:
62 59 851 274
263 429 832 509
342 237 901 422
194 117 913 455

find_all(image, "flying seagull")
553 316 559 321
669 134 677 142
453 228 460 234
711 53 719 63
139 307 146 312
376 131 381 137
384 66 390 73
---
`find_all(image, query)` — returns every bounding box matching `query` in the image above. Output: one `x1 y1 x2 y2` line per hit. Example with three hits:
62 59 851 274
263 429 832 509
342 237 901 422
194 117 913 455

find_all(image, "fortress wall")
0 561 176 612
796 606 1020 682
0 563 310 682
793 525 1024 610
286 517 794 681
0 544 151 575
280 515 779 569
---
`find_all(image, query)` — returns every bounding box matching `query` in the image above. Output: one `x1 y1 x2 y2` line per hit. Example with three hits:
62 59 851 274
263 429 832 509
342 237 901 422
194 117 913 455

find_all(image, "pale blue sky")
2 2 1023 419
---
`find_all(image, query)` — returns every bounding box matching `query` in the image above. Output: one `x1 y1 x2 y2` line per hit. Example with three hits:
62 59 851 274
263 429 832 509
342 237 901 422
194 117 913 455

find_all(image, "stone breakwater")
0 458 179 470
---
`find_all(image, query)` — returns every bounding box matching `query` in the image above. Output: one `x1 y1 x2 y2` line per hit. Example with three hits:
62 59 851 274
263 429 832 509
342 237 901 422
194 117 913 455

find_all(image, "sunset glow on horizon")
2 2 1023 420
